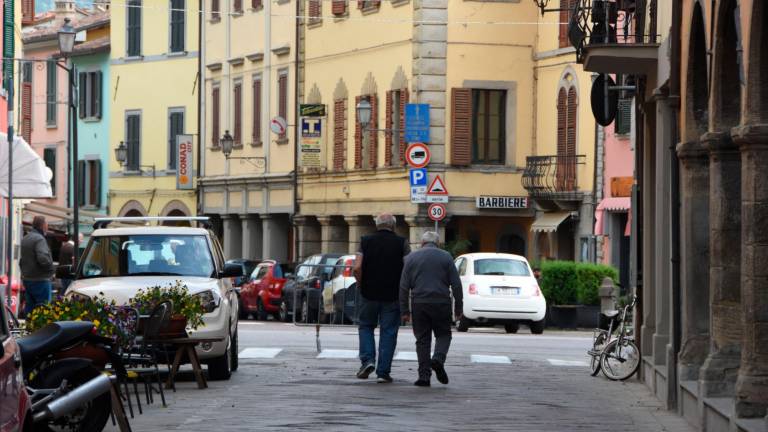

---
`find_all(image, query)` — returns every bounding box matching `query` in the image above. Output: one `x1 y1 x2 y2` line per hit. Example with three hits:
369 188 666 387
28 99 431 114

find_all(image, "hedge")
538 261 618 306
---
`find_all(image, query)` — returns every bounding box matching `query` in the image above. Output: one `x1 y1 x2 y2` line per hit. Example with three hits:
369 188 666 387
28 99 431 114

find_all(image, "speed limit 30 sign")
428 203 447 222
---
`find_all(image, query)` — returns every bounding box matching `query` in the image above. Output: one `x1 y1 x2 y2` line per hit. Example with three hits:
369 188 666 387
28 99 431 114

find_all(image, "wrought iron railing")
522 155 586 198
569 0 659 63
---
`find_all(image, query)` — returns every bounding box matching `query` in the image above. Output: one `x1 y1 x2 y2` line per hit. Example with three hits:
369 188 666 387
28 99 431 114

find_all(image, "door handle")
13 351 21 369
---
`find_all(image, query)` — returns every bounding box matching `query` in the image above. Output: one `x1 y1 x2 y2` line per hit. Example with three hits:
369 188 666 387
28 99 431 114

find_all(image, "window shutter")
77 72 86 119
21 82 32 143
357 0 364 8
212 0 220 19
398 89 408 165
332 0 346 15
252 79 262 144
369 94 378 168
46 61 57 125
234 0 242 12
615 97 631 135
234 83 242 145
385 91 393 166
93 161 102 207
334 99 346 171
559 0 575 48
566 87 577 156
354 95 362 169
278 74 287 139
212 87 220 146
309 0 321 19
77 160 86 207
22 0 34 25
252 0 262 9
556 88 567 156
94 72 102 119
451 88 472 166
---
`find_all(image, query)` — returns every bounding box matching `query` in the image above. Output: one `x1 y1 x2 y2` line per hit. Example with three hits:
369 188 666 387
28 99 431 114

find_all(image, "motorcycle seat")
17 321 94 367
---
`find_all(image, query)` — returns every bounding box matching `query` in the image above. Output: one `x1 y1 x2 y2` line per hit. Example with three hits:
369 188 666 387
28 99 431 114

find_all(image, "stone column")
345 216 375 254
733 124 768 418
294 215 321 261
675 141 711 381
699 132 742 397
262 214 289 262
221 214 242 260
653 106 671 367
240 214 263 260
317 216 348 254
405 216 443 250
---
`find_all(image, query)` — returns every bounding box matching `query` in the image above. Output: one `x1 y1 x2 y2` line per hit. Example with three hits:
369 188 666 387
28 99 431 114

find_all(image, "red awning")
596 196 631 212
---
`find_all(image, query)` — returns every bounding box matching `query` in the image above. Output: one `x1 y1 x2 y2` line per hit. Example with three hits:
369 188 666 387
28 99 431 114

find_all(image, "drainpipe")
669 0 682 397
292 0 300 262
197 0 204 215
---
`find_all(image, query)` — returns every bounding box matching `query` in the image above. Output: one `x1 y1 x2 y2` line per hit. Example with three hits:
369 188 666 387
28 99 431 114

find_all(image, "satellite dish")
591 74 618 127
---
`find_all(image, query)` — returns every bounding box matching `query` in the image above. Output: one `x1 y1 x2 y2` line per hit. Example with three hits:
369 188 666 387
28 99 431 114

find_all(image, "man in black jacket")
400 231 463 387
19 216 54 314
353 213 410 383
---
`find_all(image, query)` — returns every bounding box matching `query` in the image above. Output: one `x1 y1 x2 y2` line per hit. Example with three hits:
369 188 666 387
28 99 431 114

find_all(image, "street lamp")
220 131 266 169
115 141 156 177
356 99 372 129
531 0 568 15
58 18 76 55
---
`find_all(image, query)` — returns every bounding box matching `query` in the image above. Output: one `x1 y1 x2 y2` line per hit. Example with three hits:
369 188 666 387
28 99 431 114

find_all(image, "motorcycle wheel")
35 365 111 432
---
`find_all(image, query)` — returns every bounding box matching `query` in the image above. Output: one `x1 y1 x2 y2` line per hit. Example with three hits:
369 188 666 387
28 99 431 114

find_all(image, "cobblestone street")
106 322 695 431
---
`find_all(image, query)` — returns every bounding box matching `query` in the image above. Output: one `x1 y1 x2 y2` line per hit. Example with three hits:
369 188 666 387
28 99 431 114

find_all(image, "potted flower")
129 281 205 337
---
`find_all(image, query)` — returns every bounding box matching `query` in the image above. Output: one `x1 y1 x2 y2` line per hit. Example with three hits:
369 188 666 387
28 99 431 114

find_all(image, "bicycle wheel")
600 339 640 381
589 332 608 376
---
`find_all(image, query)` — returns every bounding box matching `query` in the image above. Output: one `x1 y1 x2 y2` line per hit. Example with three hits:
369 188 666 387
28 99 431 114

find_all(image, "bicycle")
588 295 639 380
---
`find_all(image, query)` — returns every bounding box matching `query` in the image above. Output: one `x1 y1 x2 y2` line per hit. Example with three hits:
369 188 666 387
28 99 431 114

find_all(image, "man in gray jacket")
400 231 463 387
20 216 54 314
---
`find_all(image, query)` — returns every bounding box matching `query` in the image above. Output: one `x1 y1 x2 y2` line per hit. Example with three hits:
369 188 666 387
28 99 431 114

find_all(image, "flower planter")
549 305 582 329
158 315 188 338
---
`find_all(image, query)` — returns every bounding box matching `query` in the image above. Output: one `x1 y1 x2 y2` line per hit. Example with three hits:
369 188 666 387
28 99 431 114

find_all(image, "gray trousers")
412 302 453 379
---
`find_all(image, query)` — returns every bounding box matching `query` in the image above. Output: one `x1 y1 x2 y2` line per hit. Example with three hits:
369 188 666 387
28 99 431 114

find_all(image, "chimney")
55 0 76 13
94 0 111 11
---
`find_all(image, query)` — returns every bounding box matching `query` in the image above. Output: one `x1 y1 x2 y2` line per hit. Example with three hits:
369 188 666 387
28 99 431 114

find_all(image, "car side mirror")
55 265 75 280
284 273 295 280
221 263 244 279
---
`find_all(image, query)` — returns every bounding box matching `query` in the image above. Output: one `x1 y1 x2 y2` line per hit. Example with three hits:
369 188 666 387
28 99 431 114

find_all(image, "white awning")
531 211 571 233
0 133 53 198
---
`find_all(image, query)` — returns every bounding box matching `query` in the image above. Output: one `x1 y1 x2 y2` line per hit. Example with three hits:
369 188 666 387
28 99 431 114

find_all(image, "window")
21 63 32 143
234 0 242 12
385 89 407 166
251 0 262 9
473 259 529 276
43 148 56 195
472 89 506 164
333 99 346 170
252 77 262 145
556 85 578 190
233 81 242 145
308 0 321 22
559 0 577 48
615 98 632 135
78 159 101 207
211 85 220 146
127 0 142 56
170 0 185 53
46 59 57 126
168 110 184 170
211 0 220 20
255 266 269 280
278 72 288 140
125 113 141 171
78 71 102 119
357 0 381 10
332 0 346 15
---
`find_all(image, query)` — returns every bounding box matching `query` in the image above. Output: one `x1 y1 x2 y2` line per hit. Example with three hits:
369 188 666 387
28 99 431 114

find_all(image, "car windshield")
79 234 215 278
473 258 530 276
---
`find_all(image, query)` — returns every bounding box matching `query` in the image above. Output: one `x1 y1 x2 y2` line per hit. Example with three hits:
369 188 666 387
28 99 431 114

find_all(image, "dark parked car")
281 254 342 323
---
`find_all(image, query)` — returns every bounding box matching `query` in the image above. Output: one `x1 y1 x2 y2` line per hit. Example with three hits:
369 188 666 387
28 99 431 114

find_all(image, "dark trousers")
412 302 452 380
358 297 400 377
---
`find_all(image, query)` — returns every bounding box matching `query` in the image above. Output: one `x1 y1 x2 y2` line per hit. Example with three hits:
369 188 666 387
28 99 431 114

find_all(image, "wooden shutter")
333 99 346 171
77 160 86 207
234 0 242 12
615 97 631 134
278 74 287 139
21 82 31 143
385 91 393 166
47 61 57 124
451 88 472 166
559 0 574 48
398 89 408 165
252 0 262 9
369 94 378 168
252 79 262 144
94 72 102 119
309 0 321 19
22 0 34 25
332 0 346 15
357 0 364 8
354 96 362 169
78 72 87 119
212 87 220 146
234 83 242 145
556 88 567 156
566 87 577 156
212 0 220 19
127 115 141 170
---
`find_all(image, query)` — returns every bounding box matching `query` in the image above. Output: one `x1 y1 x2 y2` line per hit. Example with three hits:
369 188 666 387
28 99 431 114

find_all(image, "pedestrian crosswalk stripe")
239 348 283 359
470 355 511 364
393 351 434 361
547 359 589 367
317 349 358 359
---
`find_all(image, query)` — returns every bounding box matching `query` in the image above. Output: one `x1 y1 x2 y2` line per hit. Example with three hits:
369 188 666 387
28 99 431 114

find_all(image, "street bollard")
599 277 617 313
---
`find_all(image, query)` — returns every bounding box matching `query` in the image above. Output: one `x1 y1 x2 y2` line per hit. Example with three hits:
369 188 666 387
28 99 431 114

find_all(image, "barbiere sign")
476 196 528 209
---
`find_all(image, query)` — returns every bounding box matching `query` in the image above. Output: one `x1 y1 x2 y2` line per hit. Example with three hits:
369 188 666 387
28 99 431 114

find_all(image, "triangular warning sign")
427 175 448 195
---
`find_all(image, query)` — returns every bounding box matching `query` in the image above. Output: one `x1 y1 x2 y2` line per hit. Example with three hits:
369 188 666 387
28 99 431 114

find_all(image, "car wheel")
256 299 269 321
279 300 290 322
208 333 233 381
230 328 239 372
456 317 470 332
529 319 545 334
504 323 519 334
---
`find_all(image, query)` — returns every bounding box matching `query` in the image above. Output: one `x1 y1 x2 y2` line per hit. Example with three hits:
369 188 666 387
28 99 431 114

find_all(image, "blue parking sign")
409 168 427 187
405 104 430 143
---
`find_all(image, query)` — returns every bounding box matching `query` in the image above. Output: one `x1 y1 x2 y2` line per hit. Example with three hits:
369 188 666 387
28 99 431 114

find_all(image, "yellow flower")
93 320 100 328
75 318 81 321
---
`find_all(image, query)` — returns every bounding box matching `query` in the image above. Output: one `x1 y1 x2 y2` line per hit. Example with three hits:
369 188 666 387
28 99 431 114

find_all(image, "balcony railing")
569 0 659 64
522 155 586 200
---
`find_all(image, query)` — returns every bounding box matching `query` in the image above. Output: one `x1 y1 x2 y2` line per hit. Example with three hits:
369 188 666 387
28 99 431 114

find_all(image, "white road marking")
238 321 265 326
239 348 283 359
317 349 358 359
547 359 589 367
471 355 512 364
394 351 418 361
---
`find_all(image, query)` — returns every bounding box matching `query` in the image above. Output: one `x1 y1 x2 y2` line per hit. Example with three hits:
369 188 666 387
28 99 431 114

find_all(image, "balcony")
522 155 586 211
569 0 659 74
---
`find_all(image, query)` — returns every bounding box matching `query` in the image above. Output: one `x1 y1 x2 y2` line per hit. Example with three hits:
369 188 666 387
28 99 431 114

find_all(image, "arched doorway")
498 233 525 256
124 209 142 217
118 200 147 217
162 210 191 226
160 200 192 226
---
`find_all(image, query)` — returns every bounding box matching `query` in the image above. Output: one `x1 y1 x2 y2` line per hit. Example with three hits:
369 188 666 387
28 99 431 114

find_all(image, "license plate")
492 287 519 296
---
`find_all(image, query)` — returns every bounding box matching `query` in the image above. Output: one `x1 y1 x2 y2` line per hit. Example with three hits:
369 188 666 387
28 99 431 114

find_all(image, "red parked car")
1 303 30 431
239 260 293 320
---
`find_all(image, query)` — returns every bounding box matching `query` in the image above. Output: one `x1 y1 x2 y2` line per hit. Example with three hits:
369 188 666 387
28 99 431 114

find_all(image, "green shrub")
539 261 618 306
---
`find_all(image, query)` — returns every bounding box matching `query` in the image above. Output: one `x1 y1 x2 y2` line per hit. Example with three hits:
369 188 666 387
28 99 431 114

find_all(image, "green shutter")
47 60 58 125
93 160 102 207
615 98 632 135
77 160 86 207
78 72 87 119
3 0 14 92
94 72 102 119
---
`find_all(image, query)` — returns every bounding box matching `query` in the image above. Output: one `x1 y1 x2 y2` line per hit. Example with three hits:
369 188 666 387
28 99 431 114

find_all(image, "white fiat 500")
454 253 546 334
60 218 241 380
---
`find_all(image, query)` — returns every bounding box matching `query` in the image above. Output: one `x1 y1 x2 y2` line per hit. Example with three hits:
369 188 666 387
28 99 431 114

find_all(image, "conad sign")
176 135 194 190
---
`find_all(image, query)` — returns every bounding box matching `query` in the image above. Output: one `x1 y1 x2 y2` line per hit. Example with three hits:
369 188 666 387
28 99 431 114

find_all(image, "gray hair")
32 215 46 230
374 213 396 230
421 231 440 245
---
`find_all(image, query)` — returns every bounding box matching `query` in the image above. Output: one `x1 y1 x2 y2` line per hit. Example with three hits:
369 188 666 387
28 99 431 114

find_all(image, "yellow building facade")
296 0 597 261
108 0 199 220
198 0 296 262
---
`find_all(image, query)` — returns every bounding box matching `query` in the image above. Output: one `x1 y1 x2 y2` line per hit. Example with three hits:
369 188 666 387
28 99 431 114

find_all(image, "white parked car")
59 218 242 380
320 255 358 324
454 253 546 334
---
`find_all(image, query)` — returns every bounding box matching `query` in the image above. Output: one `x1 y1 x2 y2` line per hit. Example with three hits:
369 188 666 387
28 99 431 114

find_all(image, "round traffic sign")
428 203 447 222
270 116 287 135
406 143 431 168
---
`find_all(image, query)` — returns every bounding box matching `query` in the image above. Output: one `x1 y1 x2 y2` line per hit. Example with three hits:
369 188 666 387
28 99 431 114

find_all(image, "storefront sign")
300 104 326 117
176 135 194 190
476 196 528 209
300 117 324 167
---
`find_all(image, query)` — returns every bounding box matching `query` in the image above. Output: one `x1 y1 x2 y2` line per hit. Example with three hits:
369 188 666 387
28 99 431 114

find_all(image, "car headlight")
196 290 221 314
65 291 91 302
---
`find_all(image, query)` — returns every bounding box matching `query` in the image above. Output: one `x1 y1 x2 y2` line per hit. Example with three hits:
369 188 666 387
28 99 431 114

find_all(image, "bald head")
375 213 396 231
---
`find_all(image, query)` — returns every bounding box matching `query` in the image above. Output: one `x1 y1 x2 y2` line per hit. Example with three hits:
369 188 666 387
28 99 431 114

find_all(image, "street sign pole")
4 0 14 307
